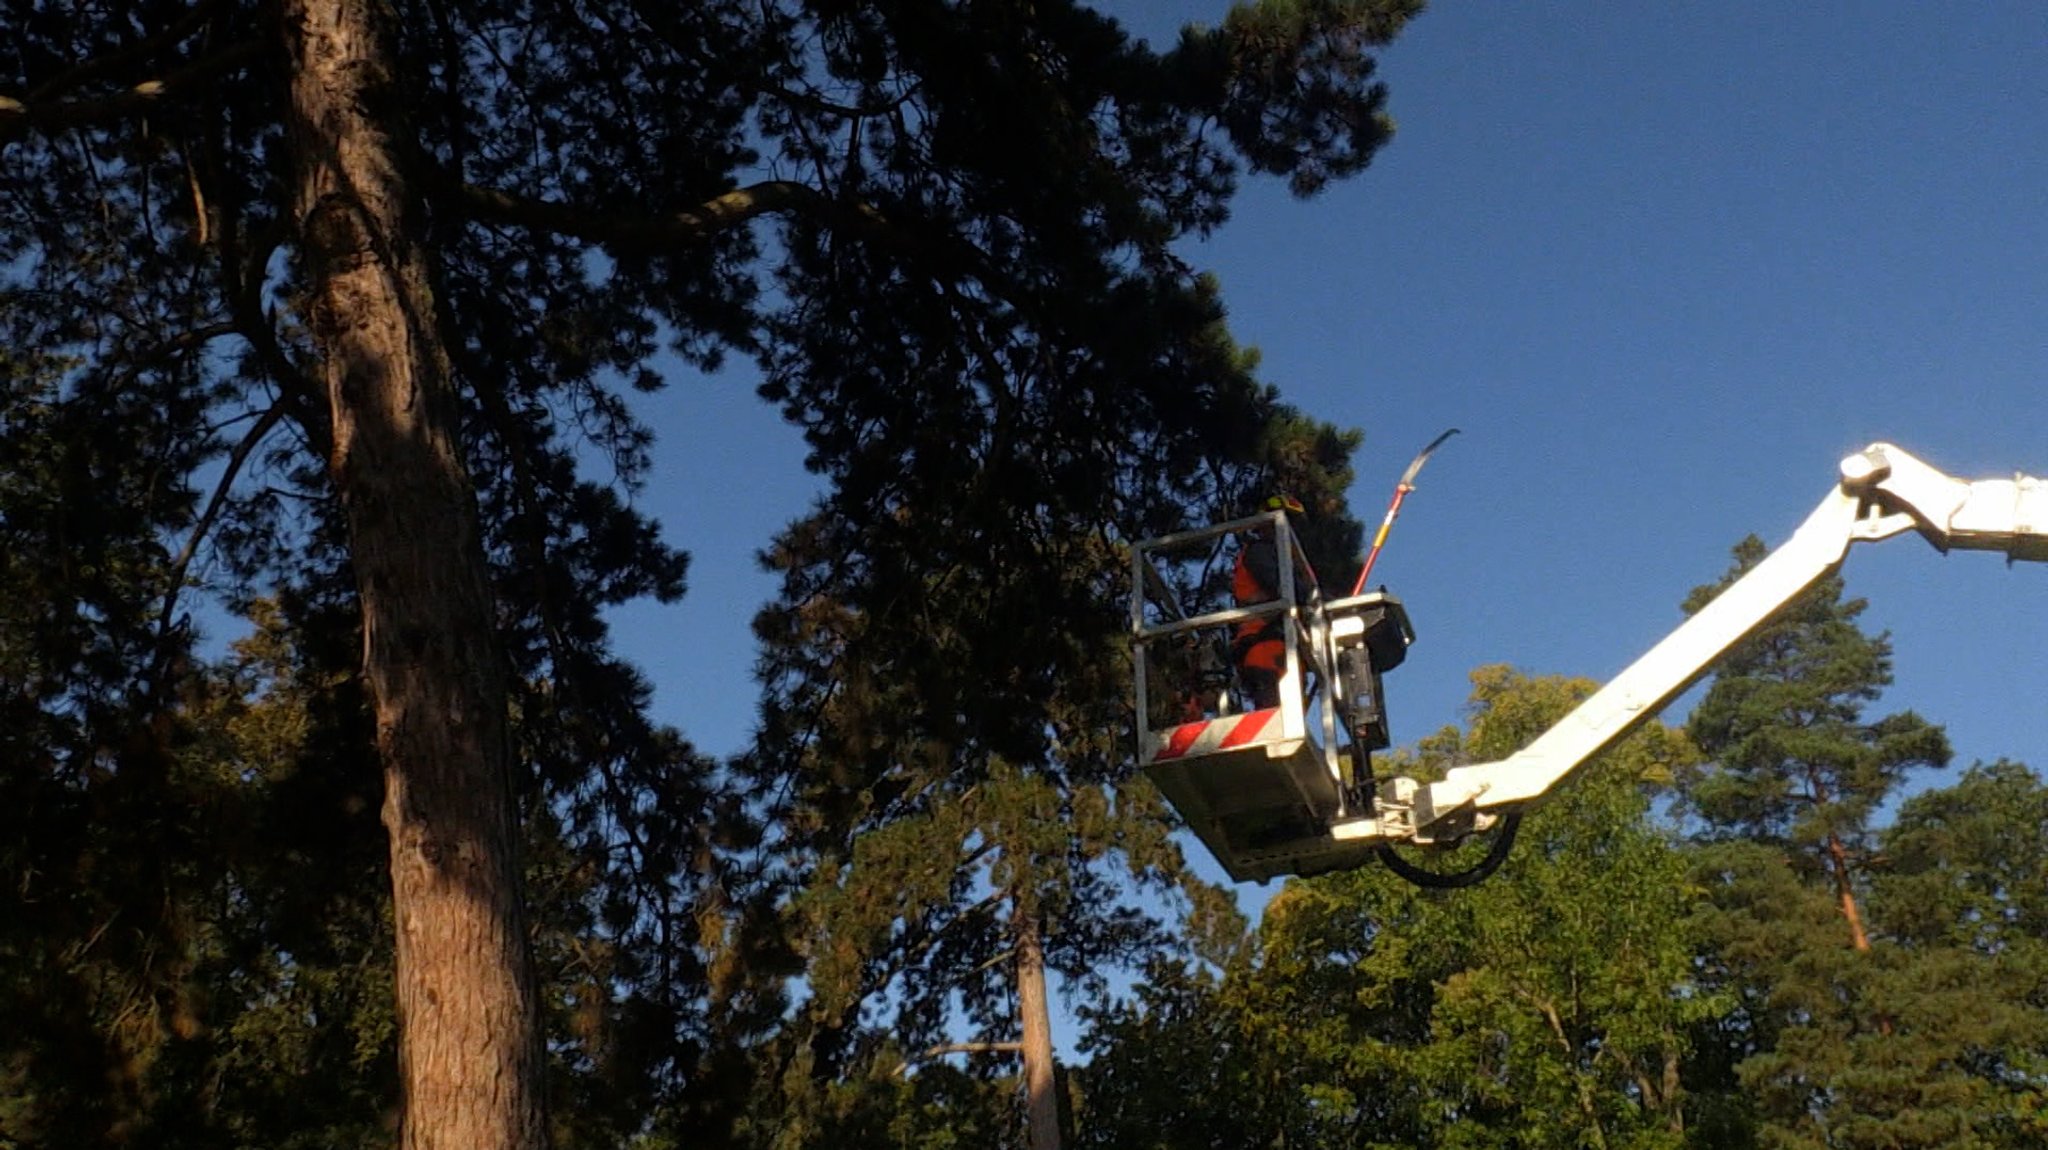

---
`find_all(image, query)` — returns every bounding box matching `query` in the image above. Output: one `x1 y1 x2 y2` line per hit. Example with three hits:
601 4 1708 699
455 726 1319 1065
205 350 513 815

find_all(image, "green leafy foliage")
1 585 394 1146
1078 669 1713 1150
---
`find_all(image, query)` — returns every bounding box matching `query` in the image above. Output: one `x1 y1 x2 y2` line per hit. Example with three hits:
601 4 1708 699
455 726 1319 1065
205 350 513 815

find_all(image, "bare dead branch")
969 946 1019 978
895 1041 1023 1076
154 400 286 653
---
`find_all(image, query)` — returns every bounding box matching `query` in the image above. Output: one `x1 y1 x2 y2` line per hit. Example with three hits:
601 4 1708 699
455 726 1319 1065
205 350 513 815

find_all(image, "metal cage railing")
1129 510 1345 793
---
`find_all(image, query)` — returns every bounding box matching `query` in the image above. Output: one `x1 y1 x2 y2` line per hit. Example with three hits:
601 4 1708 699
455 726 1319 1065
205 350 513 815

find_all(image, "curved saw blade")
1397 427 1461 490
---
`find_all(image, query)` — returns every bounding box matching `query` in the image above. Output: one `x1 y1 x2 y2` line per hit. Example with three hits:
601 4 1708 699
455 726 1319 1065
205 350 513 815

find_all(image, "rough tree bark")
1014 901 1062 1150
283 2 548 1148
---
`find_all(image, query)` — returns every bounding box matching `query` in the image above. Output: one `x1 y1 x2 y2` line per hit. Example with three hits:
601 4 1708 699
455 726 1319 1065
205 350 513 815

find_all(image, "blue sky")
607 0 2048 895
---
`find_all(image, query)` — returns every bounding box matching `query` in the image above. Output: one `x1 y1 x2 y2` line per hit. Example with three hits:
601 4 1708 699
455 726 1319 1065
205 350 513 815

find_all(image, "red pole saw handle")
1349 428 1459 597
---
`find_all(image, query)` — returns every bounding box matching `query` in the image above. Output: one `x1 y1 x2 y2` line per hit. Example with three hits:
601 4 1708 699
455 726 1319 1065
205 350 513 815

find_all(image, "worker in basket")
1231 493 1315 710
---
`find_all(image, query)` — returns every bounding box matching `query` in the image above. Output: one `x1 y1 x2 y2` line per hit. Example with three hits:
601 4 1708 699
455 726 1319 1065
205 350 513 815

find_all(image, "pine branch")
1 41 263 145
219 220 328 452
23 0 237 104
855 884 1006 1005
451 179 869 246
445 175 1007 291
155 399 285 649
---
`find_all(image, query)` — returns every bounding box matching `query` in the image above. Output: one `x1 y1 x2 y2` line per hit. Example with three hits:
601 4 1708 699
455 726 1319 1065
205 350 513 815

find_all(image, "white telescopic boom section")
1376 443 2048 842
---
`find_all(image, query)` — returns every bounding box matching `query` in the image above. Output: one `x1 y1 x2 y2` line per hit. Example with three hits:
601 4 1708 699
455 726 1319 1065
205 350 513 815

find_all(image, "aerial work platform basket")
1131 511 1413 882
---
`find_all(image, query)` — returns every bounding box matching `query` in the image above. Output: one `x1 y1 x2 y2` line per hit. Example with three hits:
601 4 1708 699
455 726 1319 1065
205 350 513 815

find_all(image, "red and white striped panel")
1148 708 1281 763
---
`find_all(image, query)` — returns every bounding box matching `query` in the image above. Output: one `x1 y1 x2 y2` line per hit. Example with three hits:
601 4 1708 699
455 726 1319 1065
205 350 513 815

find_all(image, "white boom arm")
1338 442 2048 847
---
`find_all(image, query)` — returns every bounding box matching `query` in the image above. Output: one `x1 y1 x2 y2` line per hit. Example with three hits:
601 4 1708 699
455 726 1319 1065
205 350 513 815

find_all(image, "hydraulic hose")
1374 810 1523 889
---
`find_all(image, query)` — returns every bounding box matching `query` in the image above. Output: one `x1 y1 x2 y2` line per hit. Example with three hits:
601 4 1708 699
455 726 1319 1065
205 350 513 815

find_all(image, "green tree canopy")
4 1 1424 1146
737 399 1373 1148
1680 535 1950 951
1077 667 1710 1150
1671 536 2040 1149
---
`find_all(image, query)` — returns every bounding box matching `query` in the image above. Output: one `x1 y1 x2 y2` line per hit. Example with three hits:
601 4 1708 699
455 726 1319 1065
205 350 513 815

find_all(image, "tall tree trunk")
283 3 548 1149
1013 900 1062 1150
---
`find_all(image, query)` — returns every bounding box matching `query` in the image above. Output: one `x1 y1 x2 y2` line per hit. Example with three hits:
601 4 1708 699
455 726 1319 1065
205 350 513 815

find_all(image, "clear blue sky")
607 1 2048 882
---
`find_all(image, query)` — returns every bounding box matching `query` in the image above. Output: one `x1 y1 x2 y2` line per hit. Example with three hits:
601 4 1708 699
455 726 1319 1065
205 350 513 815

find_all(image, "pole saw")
1349 428 1460 597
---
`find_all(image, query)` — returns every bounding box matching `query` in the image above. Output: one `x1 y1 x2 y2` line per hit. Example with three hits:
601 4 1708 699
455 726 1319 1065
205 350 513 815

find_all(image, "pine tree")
6 1 1422 1143
1677 535 1980 1149
1688 819 2048 1150
1681 535 1951 951
739 398 1375 1148
1869 761 2048 1147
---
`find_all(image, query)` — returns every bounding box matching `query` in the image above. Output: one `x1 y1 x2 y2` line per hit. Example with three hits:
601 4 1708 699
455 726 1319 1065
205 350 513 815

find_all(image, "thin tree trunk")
284 3 547 1149
1013 901 1062 1150
1538 999 1608 1150
1806 773 1874 953
1662 1045 1684 1135
1823 828 1892 1035
1824 832 1872 952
